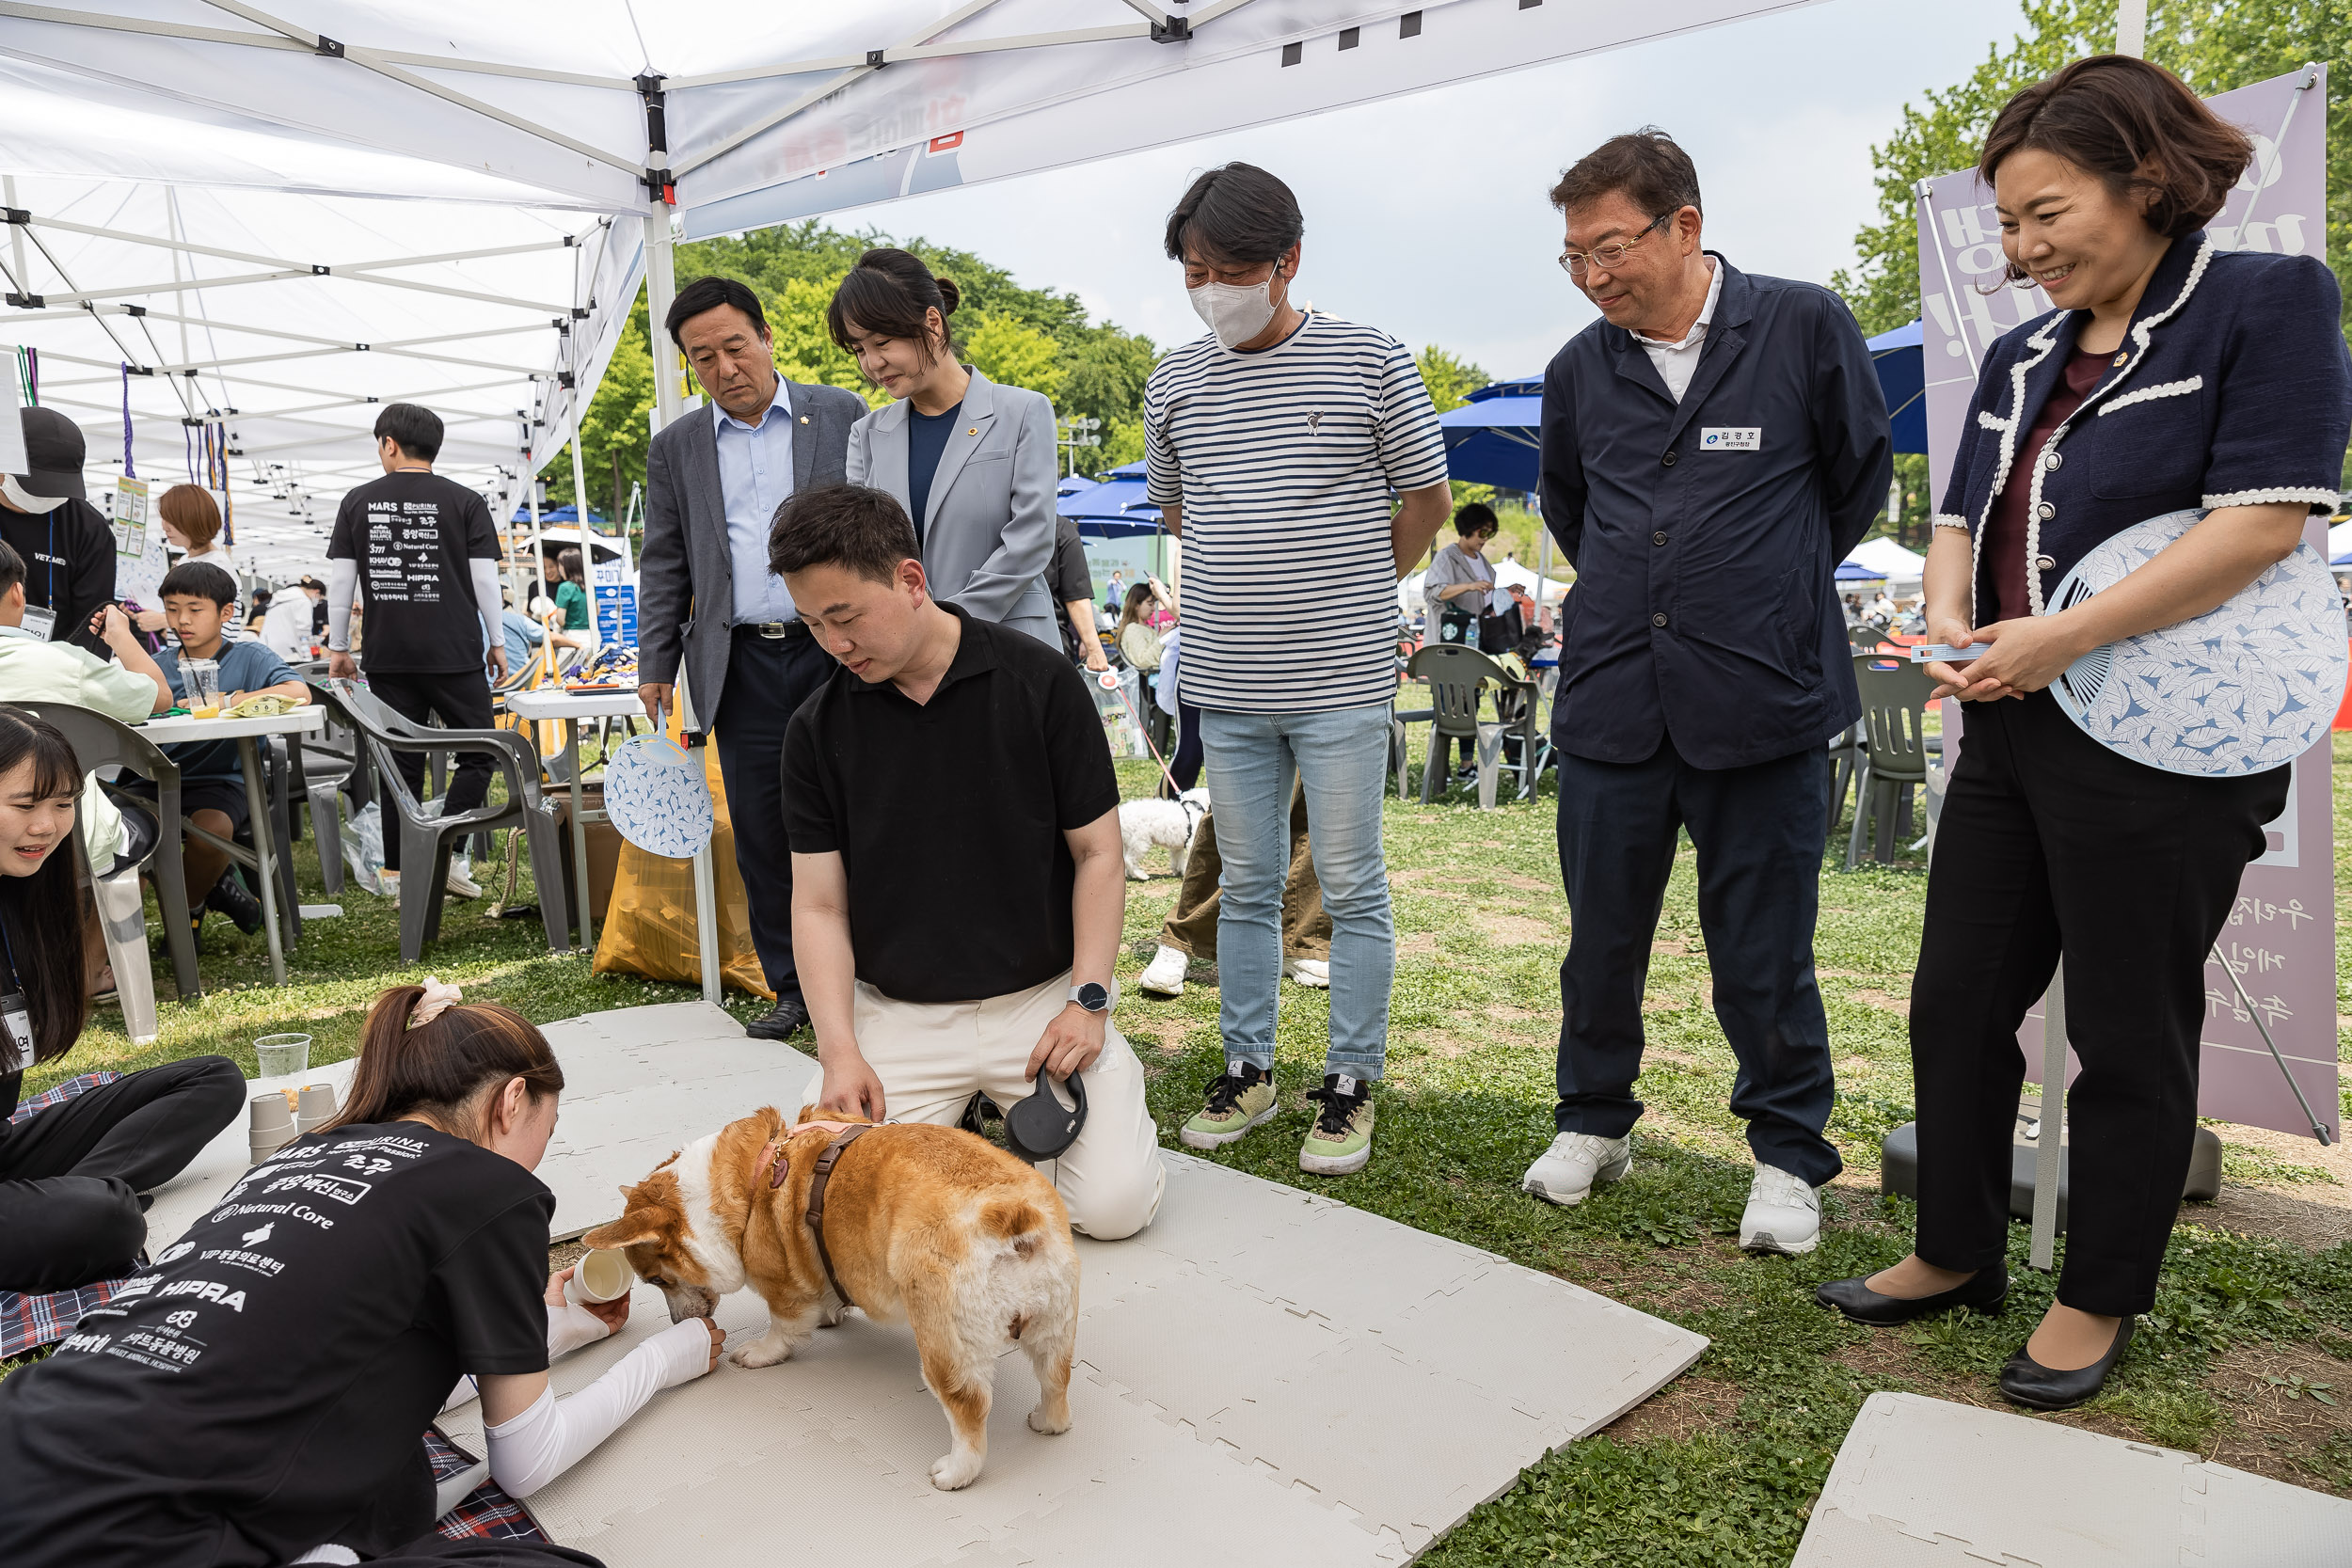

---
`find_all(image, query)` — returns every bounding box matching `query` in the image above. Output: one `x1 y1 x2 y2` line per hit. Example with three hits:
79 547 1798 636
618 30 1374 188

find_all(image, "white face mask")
0 476 65 515
1186 266 1285 350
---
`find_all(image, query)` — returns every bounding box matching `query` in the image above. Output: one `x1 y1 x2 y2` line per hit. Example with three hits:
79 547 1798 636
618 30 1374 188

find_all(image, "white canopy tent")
1843 535 1927 582
2 0 1816 540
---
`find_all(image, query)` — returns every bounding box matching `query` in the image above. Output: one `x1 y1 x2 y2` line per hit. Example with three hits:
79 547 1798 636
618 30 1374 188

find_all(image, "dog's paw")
1026 1404 1072 1435
729 1339 794 1369
930 1451 984 1491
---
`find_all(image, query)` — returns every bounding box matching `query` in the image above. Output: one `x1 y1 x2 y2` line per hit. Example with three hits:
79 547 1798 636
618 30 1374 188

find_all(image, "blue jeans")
1198 704 1393 1079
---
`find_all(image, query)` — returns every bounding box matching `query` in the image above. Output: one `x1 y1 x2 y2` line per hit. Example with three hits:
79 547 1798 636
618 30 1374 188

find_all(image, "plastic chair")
1399 644 1542 804
308 681 572 961
1844 654 1940 869
4 702 201 1007
1825 720 1864 837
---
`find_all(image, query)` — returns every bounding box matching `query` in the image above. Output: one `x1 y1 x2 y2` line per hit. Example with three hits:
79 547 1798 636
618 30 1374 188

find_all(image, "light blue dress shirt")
714 379 798 625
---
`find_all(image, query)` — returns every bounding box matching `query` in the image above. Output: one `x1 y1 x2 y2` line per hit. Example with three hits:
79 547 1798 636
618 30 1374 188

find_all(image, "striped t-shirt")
1144 313 1448 713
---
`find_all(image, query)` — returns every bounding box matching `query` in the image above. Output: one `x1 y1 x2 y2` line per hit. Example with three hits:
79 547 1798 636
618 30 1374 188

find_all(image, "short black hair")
1454 501 1499 537
769 484 918 588
160 560 239 609
666 275 769 349
1549 127 1703 219
373 403 443 462
1163 163 1303 265
0 540 24 600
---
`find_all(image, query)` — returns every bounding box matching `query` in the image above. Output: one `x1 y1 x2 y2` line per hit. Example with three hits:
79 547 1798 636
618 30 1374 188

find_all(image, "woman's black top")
1935 233 2352 621
0 1120 553 1567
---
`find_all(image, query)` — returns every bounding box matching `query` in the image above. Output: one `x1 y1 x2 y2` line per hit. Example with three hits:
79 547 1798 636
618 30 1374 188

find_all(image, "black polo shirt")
781 604 1121 1005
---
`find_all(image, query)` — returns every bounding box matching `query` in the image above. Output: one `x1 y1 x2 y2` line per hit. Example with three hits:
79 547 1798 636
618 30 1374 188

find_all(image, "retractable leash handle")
1004 1069 1087 1164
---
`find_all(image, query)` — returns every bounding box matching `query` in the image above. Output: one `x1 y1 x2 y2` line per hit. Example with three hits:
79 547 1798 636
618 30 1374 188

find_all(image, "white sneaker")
1137 944 1189 997
445 860 483 899
378 868 401 908
1519 1132 1631 1206
1284 958 1329 989
1740 1163 1821 1255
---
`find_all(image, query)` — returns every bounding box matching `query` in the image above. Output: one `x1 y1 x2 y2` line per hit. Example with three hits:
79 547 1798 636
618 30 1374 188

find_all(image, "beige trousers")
803 969 1167 1241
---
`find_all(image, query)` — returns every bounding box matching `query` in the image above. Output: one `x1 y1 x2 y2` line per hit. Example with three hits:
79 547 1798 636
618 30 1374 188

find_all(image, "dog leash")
761 1120 873 1310
1107 674 1186 798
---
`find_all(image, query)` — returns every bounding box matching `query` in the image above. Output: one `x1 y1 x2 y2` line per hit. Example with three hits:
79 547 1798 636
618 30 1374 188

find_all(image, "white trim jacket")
1936 232 2351 620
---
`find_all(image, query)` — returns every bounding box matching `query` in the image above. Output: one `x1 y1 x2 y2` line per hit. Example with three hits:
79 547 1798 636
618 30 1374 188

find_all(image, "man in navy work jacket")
1522 130 1891 1256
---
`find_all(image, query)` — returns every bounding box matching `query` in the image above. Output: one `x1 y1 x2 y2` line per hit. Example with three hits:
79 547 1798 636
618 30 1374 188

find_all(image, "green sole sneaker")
1181 1063 1277 1149
1299 1074 1374 1175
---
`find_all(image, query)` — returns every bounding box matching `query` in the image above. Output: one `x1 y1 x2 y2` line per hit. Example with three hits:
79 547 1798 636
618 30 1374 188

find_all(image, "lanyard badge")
0 991 33 1074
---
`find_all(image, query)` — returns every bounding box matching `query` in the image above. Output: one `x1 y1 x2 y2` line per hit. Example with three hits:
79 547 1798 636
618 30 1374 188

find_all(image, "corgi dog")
583 1105 1080 1491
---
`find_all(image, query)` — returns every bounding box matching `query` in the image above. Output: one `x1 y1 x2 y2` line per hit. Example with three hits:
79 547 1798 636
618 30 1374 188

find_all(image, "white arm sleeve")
437 1299 615 1415
485 1317 712 1497
326 559 358 651
470 557 503 653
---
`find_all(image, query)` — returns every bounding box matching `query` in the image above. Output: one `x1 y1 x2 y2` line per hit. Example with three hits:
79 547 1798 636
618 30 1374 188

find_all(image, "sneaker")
378 868 401 908
1138 943 1189 997
446 860 483 899
1179 1061 1277 1149
1740 1163 1821 1256
204 868 264 936
1299 1074 1375 1175
1520 1132 1632 1206
1283 958 1330 989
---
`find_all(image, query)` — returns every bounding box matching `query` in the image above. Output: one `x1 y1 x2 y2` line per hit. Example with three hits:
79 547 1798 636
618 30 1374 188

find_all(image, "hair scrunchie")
408 976 464 1030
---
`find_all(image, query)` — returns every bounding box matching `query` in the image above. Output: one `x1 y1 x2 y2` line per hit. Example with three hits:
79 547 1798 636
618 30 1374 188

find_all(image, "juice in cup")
182 657 222 718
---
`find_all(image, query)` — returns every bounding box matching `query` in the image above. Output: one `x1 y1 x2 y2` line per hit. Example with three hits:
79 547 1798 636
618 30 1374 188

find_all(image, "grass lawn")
11 721 2351 1563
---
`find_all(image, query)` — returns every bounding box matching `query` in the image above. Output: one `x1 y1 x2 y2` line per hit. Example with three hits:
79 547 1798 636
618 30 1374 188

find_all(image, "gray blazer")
637 377 866 734
845 367 1059 649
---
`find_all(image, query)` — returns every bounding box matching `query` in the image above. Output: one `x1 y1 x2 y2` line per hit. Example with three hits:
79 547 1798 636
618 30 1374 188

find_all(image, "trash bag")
592 735 769 999
341 800 386 895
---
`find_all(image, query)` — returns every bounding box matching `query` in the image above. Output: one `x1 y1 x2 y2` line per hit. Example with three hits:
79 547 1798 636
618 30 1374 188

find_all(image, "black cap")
11 407 87 504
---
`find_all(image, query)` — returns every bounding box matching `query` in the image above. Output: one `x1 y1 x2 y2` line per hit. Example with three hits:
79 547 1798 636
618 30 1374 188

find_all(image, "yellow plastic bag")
592 735 771 999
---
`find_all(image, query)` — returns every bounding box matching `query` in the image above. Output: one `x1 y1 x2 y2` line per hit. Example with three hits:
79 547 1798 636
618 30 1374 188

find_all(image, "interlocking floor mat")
1794 1392 2352 1567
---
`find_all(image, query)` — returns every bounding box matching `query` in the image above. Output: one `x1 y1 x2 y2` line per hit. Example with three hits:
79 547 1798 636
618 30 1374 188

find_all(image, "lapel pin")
2112 351 2127 367
799 415 809 424
967 427 977 436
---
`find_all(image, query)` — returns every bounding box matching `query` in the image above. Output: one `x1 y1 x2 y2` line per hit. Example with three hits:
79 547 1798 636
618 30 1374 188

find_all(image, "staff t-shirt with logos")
0 1121 552 1568
326 471 499 673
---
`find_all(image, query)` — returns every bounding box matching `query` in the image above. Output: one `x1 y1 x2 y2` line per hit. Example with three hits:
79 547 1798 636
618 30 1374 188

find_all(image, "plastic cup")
294 1083 339 1132
255 1033 311 1078
564 1249 634 1306
249 1091 294 1133
183 656 223 718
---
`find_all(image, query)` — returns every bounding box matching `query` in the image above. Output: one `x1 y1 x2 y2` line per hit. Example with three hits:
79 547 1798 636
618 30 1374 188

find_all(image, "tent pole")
2117 0 2147 56
645 212 681 435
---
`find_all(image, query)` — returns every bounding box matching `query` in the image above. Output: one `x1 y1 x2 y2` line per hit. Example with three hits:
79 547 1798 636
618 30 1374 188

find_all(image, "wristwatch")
1067 981 1113 1015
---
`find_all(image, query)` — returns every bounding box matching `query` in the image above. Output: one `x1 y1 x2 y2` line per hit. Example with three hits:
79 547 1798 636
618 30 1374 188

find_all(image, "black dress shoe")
206 869 265 936
1999 1316 2135 1411
745 997 811 1040
1817 1264 2008 1325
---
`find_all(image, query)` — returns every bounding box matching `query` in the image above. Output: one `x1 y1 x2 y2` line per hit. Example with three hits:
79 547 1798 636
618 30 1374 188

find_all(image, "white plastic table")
502 687 723 1003
135 705 326 986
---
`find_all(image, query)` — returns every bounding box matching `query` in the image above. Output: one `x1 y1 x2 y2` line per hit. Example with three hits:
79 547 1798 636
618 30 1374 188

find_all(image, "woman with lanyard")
0 979 723 1566
1817 56 2352 1410
0 710 244 1298
130 483 235 638
834 248 1060 650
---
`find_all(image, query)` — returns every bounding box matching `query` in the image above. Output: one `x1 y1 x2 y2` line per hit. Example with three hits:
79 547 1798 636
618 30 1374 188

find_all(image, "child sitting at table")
120 561 310 945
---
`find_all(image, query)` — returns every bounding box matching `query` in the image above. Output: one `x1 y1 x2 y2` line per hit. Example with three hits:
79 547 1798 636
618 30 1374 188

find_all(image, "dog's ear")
582 1212 666 1251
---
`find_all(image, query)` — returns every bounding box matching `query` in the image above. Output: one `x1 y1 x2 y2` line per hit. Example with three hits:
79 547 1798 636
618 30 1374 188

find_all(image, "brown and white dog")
582 1105 1079 1490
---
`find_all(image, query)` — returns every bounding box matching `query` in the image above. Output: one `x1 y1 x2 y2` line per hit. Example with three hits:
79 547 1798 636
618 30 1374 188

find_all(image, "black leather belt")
735 620 810 641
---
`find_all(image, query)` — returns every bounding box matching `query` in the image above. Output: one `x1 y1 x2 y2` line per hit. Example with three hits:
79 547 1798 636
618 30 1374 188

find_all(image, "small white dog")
1118 789 1209 880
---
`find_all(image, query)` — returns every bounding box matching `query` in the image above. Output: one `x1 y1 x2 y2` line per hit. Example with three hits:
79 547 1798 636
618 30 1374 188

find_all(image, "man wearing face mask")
1145 162 1452 1178
1 408 118 651
1520 130 1890 1256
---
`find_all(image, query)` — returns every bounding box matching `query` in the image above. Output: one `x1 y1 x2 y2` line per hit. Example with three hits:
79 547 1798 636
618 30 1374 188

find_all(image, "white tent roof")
1844 536 1927 578
2 0 1807 540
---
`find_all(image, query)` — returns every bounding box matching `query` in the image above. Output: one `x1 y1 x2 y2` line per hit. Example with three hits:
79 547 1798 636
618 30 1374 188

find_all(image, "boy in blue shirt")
125 561 310 942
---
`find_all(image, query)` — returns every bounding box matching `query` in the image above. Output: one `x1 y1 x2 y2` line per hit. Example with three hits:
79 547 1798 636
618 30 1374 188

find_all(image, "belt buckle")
756 621 788 640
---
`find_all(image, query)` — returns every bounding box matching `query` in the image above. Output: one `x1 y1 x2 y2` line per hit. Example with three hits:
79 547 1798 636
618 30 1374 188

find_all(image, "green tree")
962 314 1066 401
1415 344 1492 413
545 296 654 528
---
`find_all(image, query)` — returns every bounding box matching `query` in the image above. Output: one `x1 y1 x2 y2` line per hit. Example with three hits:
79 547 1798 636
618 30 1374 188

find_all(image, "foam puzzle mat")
1794 1392 2352 1567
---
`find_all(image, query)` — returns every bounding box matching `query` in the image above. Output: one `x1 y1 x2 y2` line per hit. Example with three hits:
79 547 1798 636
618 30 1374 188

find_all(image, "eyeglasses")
1558 212 1674 276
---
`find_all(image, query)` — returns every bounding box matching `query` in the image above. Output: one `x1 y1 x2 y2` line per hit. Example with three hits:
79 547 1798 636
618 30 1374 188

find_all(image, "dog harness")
761 1120 873 1310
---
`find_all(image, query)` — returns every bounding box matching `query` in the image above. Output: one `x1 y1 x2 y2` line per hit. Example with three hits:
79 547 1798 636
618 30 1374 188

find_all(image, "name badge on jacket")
1700 427 1762 451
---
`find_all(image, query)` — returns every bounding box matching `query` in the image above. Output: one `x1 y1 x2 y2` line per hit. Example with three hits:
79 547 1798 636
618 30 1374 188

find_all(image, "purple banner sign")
1918 64 2340 1143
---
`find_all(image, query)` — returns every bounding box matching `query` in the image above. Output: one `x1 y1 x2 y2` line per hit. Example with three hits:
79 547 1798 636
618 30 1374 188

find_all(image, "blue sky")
859 0 2036 378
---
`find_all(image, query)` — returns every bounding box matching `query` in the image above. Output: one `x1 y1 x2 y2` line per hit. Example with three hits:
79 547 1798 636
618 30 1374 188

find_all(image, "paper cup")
564 1249 634 1306
249 1092 294 1133
294 1083 339 1132
255 1033 311 1078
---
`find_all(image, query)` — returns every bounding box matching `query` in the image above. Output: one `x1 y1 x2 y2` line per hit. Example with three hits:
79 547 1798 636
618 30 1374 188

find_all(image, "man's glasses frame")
1558 211 1676 277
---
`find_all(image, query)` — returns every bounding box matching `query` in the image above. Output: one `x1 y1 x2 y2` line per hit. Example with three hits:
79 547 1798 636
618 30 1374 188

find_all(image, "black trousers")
0 1056 245 1292
367 669 496 873
1555 731 1842 1185
711 626 834 1002
1911 690 2285 1316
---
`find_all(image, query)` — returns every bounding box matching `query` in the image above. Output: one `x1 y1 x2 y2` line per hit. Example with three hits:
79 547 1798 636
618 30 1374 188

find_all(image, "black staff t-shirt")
326 471 498 673
0 1121 552 1568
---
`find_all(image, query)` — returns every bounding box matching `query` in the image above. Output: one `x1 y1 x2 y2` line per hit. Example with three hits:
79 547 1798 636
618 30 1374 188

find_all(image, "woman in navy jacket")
1819 56 2352 1410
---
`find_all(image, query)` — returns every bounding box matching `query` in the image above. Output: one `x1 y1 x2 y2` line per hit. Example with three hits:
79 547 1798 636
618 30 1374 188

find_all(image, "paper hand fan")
2046 508 2346 777
603 733 715 858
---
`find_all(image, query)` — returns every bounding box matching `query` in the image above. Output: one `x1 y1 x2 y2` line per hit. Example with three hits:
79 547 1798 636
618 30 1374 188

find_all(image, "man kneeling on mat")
775 483 1165 1240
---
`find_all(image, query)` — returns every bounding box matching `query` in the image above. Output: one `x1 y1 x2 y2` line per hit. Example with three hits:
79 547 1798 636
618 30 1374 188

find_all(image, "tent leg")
645 210 682 434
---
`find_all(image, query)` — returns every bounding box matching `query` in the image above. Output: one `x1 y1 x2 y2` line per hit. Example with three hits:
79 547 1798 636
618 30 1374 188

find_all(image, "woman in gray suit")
832 249 1060 648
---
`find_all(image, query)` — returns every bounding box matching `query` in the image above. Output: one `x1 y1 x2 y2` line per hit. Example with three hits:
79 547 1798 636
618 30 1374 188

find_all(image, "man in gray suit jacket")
637 275 867 1039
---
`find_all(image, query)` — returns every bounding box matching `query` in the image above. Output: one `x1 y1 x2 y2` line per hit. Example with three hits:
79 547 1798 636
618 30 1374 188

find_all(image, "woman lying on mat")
0 709 244 1298
0 981 723 1568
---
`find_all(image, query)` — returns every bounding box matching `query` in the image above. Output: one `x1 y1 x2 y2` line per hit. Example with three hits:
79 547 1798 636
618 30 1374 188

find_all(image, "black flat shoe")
745 997 811 1041
1999 1316 2135 1411
1817 1264 2008 1325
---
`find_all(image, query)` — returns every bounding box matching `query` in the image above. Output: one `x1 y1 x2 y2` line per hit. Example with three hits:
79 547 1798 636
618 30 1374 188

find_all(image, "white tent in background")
1494 557 1568 604
1843 535 1928 581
